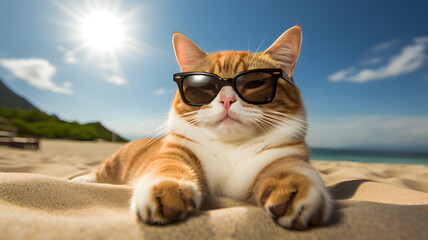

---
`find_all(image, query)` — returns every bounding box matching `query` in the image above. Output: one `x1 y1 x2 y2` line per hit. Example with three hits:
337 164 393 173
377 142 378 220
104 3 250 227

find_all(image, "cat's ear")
265 25 302 77
172 32 206 72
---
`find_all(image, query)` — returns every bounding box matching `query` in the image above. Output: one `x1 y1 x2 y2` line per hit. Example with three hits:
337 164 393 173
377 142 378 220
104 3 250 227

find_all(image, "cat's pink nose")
219 96 236 111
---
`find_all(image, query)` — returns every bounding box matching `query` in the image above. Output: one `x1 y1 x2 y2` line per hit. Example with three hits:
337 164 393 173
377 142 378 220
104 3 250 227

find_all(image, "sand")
1 139 428 240
1 139 124 179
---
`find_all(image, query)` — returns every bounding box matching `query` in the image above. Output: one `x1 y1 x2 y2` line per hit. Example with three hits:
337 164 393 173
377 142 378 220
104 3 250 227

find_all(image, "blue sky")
0 0 427 151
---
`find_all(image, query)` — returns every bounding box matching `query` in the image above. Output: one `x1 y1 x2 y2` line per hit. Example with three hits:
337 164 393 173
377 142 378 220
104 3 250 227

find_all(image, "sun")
81 11 124 52
51 0 148 86
51 0 145 56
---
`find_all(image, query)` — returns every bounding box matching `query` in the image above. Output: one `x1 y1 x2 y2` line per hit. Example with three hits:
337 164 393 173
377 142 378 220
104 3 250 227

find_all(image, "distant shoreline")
311 148 428 165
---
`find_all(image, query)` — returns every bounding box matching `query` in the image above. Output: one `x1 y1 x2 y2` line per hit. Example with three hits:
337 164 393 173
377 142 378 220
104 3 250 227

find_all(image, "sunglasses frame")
173 68 294 106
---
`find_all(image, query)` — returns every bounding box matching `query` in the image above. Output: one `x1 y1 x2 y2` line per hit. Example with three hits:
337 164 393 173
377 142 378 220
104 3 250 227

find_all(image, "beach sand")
1 139 428 239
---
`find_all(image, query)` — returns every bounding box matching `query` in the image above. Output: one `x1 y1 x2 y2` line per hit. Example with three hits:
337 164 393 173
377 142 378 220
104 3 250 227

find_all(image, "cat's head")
170 25 305 142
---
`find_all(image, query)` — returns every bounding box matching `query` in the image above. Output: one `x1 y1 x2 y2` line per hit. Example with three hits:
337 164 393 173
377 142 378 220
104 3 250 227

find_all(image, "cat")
73 25 332 229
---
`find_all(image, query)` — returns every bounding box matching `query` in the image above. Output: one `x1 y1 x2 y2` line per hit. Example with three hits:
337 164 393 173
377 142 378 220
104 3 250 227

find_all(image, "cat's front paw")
130 176 201 225
256 172 332 230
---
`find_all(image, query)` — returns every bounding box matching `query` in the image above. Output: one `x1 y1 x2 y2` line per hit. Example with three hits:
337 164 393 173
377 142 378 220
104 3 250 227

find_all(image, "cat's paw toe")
258 172 332 229
71 174 97 183
131 176 201 225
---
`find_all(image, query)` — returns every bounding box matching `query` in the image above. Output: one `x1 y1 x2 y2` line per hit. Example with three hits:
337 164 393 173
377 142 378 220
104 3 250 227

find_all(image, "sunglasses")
173 68 293 106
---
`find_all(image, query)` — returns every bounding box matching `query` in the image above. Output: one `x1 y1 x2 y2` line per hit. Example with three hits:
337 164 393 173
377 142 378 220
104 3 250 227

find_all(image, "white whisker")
249 36 266 67
262 114 308 131
137 116 168 127
259 117 305 142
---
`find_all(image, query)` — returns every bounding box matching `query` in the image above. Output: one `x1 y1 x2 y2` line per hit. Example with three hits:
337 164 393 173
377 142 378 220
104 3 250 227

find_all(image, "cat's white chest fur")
185 138 257 198
183 135 300 199
168 110 303 199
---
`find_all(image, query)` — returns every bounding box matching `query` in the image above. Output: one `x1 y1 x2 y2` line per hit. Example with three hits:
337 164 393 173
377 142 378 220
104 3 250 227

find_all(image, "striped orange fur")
73 25 332 229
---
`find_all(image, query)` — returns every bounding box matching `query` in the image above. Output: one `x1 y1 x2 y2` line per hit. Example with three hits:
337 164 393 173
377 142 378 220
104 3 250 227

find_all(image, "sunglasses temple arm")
282 71 295 85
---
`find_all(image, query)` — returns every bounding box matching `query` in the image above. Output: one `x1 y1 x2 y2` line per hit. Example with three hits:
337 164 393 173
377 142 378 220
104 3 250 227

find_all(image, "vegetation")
0 107 127 142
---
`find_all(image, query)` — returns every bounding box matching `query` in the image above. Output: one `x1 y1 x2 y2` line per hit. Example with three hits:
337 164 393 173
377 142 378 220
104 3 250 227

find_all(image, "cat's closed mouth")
218 115 241 125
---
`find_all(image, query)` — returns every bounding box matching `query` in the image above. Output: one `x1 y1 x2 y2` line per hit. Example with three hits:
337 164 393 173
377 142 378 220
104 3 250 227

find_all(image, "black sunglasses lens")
236 72 276 103
183 75 219 104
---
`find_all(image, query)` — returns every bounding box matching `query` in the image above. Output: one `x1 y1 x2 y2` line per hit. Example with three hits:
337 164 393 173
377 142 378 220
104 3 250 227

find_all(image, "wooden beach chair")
0 117 39 150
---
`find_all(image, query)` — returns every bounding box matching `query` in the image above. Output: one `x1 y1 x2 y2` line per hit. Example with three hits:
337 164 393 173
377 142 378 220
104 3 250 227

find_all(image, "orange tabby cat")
73 25 332 229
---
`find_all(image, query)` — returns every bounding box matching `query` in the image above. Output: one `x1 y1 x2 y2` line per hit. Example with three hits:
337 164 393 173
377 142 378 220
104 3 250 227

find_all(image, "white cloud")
57 45 128 85
57 45 66 52
359 57 383 66
63 81 72 88
152 88 166 95
415 37 428 44
328 68 355 82
100 59 121 73
307 115 428 151
328 37 427 83
100 57 128 85
105 75 126 85
64 51 77 64
57 46 77 64
371 39 400 52
0 58 73 94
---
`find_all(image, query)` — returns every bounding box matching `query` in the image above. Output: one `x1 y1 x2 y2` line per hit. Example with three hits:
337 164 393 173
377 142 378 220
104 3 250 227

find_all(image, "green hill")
0 78 127 142
0 107 127 142
0 79 37 110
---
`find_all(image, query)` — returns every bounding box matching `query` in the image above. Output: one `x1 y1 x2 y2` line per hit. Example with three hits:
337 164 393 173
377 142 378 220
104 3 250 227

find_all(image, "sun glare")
51 0 148 86
81 12 124 52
